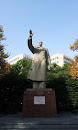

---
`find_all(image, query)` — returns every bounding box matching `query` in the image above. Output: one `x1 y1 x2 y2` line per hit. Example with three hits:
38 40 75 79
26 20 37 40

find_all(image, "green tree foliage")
11 59 32 79
47 63 78 113
0 59 32 113
0 25 10 78
0 25 6 41
0 61 77 114
65 78 78 113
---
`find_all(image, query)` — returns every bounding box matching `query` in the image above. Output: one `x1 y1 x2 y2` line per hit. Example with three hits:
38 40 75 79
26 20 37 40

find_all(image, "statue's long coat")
27 38 50 81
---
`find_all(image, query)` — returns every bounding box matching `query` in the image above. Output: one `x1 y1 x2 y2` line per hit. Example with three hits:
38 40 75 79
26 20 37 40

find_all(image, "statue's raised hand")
29 30 34 38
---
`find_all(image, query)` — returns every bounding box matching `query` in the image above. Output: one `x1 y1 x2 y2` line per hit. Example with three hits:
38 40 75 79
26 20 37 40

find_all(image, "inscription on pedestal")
34 96 45 104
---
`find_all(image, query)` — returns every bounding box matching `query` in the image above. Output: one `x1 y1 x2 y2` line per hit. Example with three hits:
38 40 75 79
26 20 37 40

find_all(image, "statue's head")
37 41 43 47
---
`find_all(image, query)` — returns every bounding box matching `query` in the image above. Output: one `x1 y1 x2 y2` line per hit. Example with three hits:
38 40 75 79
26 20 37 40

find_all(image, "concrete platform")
0 112 78 130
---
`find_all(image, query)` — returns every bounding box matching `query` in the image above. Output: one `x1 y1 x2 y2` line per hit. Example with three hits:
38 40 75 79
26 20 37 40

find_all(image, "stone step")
0 123 78 129
0 113 78 130
0 128 78 130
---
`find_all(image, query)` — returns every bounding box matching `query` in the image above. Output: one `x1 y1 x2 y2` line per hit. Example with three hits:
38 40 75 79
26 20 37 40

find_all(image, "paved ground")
0 112 78 130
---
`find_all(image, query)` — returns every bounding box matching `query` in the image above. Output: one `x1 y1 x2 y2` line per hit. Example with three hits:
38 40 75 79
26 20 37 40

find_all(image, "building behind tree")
8 54 32 65
50 53 72 67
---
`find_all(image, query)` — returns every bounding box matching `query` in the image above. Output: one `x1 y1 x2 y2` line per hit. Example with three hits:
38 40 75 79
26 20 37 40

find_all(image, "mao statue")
27 30 51 90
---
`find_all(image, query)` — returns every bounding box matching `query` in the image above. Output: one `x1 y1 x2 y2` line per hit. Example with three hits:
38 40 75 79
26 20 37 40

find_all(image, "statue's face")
37 41 42 47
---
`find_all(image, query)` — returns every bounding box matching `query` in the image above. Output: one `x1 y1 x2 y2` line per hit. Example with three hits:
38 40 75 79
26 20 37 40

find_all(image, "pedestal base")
23 89 57 118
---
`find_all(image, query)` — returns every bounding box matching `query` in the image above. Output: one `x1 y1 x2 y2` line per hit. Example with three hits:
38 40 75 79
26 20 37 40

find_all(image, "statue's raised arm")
27 30 34 54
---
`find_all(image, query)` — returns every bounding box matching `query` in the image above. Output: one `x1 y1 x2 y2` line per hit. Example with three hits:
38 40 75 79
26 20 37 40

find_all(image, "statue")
27 30 51 90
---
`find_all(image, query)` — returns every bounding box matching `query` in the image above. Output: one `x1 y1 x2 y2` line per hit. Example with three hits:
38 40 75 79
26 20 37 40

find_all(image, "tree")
0 25 10 78
70 39 78 51
11 59 32 79
68 40 78 79
47 63 71 112
47 63 78 113
0 61 77 113
0 59 32 113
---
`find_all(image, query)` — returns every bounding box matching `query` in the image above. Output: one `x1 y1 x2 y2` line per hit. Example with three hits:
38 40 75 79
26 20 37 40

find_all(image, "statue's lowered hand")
47 65 50 71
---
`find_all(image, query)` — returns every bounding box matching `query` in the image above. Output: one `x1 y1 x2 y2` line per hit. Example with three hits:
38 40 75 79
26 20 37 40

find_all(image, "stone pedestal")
23 89 57 118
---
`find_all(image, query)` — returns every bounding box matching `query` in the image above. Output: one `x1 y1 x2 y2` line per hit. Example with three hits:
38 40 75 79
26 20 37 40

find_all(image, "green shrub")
0 62 78 114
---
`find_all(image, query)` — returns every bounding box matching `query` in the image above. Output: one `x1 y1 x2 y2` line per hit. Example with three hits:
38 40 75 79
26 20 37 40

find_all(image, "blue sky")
0 0 78 61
